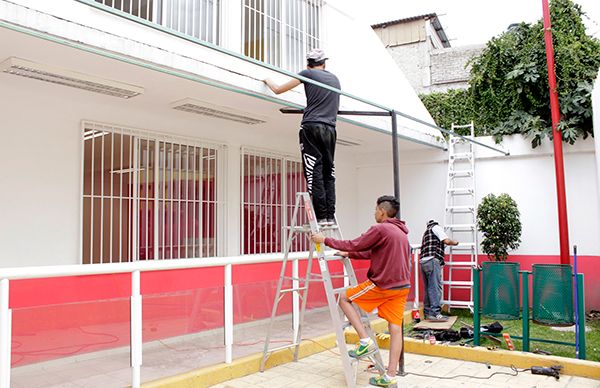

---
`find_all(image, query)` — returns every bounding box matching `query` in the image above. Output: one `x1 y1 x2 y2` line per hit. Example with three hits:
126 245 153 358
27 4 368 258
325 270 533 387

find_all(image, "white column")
225 144 241 256
592 74 600 216
292 259 299 339
224 264 233 363
130 271 142 388
0 279 12 388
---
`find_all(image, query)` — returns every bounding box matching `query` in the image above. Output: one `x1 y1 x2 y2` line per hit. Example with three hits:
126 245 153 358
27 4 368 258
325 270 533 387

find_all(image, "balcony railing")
94 0 220 45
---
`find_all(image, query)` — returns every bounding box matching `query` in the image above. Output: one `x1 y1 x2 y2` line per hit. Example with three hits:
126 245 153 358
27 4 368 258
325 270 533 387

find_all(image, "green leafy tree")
476 194 522 261
421 0 600 148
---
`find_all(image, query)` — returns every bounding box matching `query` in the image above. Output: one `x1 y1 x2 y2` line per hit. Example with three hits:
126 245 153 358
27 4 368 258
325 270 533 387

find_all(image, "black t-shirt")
298 69 341 126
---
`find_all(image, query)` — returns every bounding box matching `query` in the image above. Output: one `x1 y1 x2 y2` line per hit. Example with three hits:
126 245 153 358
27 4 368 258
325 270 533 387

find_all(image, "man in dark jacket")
263 48 340 226
311 195 410 387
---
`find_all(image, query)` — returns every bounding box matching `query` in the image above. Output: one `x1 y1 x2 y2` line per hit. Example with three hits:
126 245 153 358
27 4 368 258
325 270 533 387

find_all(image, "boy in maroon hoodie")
311 195 411 387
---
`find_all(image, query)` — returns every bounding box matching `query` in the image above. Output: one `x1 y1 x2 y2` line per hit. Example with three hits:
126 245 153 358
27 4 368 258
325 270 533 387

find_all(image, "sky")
362 0 600 47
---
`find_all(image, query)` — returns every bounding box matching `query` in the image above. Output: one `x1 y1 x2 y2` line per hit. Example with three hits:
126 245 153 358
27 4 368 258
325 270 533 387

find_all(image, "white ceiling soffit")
171 98 267 125
0 57 144 99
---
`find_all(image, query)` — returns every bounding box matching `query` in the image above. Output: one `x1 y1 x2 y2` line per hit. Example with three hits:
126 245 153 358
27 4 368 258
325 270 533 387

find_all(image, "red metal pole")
542 0 570 265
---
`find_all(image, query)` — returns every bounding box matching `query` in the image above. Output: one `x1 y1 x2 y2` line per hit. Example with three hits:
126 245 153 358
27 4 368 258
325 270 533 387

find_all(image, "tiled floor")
212 349 600 388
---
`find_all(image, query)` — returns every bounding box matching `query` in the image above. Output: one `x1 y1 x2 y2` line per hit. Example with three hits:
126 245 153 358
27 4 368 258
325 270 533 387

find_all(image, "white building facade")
0 0 443 269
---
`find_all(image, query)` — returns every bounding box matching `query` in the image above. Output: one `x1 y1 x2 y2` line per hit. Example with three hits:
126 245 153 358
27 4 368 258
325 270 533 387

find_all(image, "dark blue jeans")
421 258 443 317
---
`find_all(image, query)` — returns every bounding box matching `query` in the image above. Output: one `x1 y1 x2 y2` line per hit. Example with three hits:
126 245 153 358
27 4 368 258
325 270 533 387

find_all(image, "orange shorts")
346 280 409 325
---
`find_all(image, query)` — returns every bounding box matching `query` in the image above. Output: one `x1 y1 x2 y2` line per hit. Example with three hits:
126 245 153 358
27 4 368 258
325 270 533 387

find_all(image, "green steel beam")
521 270 531 352
473 267 481 346
576 273 586 359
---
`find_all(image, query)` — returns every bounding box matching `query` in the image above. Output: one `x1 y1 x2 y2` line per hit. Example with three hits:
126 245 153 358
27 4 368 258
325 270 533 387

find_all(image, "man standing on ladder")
420 220 458 321
264 49 341 226
311 196 411 387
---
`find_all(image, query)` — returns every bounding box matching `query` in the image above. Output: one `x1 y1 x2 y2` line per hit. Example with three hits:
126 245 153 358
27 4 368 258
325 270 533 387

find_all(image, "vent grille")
1 57 144 99
171 99 266 125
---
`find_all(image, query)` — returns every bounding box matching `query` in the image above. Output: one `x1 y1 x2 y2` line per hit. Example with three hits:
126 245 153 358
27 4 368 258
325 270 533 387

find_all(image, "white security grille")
241 149 308 254
95 0 220 45
243 0 322 72
82 122 221 264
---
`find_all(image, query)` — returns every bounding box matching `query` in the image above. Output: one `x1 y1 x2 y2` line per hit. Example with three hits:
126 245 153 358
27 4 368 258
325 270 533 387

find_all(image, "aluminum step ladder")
442 123 479 310
260 192 387 388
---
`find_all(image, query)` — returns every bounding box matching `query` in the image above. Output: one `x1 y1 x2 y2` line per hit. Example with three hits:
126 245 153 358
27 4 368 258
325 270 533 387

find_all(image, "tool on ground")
260 192 388 388
502 333 515 350
442 123 478 311
531 365 562 380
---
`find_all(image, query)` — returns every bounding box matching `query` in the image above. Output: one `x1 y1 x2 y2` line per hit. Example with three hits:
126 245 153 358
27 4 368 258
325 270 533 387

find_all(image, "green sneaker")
369 375 397 387
347 340 376 358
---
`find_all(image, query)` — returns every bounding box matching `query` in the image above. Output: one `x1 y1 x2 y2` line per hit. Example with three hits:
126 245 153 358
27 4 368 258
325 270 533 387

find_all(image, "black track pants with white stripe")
299 123 336 220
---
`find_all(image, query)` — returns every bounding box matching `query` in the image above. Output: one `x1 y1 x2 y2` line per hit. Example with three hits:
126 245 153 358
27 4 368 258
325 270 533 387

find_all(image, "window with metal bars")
94 0 220 44
241 150 308 254
82 123 221 264
243 0 322 72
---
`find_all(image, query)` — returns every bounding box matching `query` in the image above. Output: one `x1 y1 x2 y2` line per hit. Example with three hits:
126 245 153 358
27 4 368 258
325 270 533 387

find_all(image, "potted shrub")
476 193 522 261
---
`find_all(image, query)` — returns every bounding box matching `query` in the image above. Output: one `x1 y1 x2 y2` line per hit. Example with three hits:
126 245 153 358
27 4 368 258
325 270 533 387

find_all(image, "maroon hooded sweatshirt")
324 218 411 289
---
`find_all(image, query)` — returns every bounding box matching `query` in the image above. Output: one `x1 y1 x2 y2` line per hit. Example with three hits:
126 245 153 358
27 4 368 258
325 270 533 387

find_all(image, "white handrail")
0 251 313 280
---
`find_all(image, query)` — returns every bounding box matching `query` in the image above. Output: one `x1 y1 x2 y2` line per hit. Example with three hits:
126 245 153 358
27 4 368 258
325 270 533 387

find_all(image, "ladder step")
450 243 476 251
445 261 478 267
445 205 474 213
287 225 340 233
441 300 473 307
265 342 300 353
445 224 476 230
450 153 473 160
449 170 474 177
447 188 474 195
280 287 308 294
283 276 305 282
441 281 473 287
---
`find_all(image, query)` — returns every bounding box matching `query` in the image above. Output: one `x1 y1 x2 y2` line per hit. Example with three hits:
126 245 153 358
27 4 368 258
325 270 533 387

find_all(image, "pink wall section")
8 260 368 367
7 255 597 367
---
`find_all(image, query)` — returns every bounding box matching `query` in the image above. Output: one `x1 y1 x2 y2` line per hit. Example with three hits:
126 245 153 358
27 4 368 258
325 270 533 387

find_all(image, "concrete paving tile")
566 376 600 387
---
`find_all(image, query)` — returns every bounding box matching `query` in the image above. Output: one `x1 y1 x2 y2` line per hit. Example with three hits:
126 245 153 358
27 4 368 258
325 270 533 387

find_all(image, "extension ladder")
442 123 479 310
260 192 386 387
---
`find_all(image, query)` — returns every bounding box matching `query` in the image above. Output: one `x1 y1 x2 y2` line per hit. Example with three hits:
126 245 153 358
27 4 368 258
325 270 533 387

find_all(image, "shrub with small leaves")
476 194 522 261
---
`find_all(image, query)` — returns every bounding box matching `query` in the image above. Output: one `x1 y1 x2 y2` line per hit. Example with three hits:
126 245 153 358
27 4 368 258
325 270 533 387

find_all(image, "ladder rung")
445 205 474 213
441 300 473 307
445 224 476 230
266 342 300 353
447 188 474 195
286 224 340 233
450 153 473 160
449 170 474 177
450 244 476 251
445 261 477 267
283 276 305 282
280 287 308 294
441 281 473 286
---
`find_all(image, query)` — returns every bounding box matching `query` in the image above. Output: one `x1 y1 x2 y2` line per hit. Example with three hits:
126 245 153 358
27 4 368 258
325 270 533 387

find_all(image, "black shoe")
317 219 329 227
327 218 336 225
